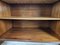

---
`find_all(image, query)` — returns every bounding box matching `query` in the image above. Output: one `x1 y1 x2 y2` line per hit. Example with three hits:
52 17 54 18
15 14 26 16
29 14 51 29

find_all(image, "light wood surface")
52 2 60 18
0 1 11 17
0 17 60 20
0 28 59 42
0 1 12 36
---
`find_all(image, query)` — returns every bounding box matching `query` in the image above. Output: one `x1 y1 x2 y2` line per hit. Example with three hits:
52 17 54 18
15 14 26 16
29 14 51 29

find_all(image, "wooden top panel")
1 0 58 4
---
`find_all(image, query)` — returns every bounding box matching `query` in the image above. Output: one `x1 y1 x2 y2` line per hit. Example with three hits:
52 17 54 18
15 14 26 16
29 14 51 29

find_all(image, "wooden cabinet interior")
1 0 58 3
0 0 60 42
10 4 52 17
52 2 60 18
0 1 12 36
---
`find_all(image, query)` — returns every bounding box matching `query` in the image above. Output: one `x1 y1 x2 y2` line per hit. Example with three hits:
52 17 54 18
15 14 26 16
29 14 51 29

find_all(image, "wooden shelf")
0 17 60 20
1 0 58 4
0 28 59 42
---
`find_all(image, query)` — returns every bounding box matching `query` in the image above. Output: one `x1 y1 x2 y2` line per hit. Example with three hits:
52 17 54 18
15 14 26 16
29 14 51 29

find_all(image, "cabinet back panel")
12 20 50 28
11 4 52 17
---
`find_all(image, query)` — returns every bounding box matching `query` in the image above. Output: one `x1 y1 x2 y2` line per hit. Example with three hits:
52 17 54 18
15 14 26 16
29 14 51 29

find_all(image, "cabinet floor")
0 28 59 42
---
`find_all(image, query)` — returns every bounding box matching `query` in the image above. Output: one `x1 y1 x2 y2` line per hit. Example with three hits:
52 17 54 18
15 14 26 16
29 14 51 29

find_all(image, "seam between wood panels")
39 27 60 40
53 0 60 5
0 0 10 5
0 30 11 38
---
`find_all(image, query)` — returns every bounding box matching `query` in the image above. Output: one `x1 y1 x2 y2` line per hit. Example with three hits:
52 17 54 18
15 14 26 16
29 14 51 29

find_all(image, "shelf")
0 28 59 42
1 0 58 4
0 17 60 20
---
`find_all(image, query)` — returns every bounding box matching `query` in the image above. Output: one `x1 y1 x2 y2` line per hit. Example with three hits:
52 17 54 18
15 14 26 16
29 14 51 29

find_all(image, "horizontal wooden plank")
0 17 60 20
1 0 58 4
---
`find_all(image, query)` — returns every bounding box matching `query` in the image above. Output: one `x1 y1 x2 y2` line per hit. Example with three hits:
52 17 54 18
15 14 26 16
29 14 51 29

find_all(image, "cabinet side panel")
51 2 60 39
0 1 12 36
0 21 7 36
51 21 60 39
52 2 60 18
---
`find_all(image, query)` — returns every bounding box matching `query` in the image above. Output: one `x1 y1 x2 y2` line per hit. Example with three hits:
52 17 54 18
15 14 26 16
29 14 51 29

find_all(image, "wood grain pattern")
51 21 60 39
55 21 60 37
0 28 59 42
11 5 52 28
1 0 58 3
0 1 12 36
0 1 60 42
0 1 11 17
0 20 7 36
11 5 52 17
12 21 50 28
52 2 60 18
0 20 12 36
12 21 39 28
50 2 60 37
